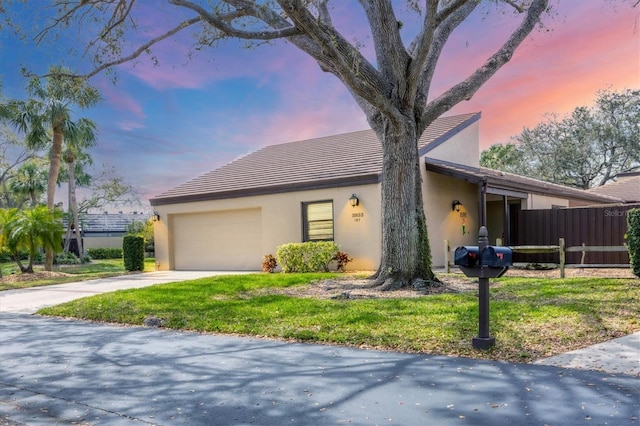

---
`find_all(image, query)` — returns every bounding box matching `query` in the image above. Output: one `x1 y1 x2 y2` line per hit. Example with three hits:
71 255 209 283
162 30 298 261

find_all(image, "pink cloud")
97 80 146 119
445 2 639 148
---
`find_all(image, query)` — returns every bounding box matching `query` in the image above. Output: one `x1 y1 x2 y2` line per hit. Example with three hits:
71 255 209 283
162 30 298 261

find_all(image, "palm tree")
9 205 63 273
4 66 101 270
60 119 97 261
9 161 47 207
0 208 21 276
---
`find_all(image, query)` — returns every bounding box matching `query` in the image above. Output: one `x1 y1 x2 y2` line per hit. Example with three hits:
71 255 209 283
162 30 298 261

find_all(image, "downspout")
478 178 487 228
503 195 511 245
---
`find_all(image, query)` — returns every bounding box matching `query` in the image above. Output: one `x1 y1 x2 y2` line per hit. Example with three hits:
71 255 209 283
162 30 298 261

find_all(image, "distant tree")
479 143 523 173
62 118 97 261
58 149 93 255
3 66 101 269
0 122 35 208
77 168 141 214
9 160 47 207
493 88 640 189
5 205 63 273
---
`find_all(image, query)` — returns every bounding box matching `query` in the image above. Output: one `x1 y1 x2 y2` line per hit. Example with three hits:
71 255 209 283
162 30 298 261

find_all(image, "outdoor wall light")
152 211 160 222
452 200 462 212
349 194 360 207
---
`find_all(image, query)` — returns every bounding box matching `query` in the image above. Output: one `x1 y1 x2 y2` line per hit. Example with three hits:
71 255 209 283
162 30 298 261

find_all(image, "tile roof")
150 113 481 205
586 173 640 203
425 158 624 204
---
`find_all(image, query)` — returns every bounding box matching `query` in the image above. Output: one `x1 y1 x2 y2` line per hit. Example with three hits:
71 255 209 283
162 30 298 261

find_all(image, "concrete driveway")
0 271 250 314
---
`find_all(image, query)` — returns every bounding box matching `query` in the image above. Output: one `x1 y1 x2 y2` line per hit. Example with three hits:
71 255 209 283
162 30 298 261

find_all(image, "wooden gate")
512 204 639 265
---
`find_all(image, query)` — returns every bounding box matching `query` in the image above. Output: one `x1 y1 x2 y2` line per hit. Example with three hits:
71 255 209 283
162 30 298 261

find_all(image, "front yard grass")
0 258 157 291
37 272 639 362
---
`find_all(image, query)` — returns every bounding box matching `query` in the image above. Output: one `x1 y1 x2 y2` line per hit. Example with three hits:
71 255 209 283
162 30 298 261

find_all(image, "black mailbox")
481 246 513 267
454 246 480 267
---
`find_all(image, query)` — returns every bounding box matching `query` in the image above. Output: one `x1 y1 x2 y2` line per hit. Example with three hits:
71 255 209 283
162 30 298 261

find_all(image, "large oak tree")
33 0 559 288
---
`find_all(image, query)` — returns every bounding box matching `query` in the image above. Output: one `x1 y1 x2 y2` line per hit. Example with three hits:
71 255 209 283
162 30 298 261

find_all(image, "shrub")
123 235 144 271
627 208 640 278
262 254 277 273
333 251 353 272
87 248 124 259
277 241 339 273
54 252 81 265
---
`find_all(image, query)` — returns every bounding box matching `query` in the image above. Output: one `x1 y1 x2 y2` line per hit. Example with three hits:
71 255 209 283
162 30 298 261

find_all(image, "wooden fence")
509 239 628 278
511 204 638 265
444 239 629 278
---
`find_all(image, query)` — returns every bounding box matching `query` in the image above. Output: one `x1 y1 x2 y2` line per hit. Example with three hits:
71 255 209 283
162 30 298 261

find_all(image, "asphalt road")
1 313 638 426
0 271 638 425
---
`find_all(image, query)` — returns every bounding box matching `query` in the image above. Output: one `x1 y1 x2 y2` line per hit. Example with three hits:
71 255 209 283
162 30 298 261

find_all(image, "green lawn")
37 272 639 362
0 258 157 291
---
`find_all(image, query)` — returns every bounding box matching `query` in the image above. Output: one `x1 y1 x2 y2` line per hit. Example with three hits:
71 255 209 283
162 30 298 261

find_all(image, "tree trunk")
44 129 64 271
370 119 437 290
67 152 83 262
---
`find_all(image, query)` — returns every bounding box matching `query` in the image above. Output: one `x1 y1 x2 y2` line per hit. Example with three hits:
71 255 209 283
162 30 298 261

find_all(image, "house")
586 171 640 203
150 112 620 271
64 213 151 253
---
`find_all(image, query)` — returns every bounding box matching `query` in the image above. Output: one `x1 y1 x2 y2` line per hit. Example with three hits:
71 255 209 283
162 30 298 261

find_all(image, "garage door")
172 208 262 270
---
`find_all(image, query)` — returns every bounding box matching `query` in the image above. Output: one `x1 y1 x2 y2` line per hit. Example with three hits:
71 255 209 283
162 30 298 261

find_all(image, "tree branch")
359 0 409 89
423 0 549 124
278 1 400 124
83 16 203 79
414 1 478 132
169 0 302 40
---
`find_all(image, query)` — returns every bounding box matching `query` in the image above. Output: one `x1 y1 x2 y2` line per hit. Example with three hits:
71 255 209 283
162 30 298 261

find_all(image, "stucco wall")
153 184 382 271
422 171 479 268
522 194 569 210
426 119 480 167
83 235 125 250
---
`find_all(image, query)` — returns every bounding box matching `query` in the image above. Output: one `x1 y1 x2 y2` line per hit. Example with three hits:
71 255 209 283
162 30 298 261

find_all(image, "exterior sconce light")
152 211 160 222
349 194 360 207
452 200 462 212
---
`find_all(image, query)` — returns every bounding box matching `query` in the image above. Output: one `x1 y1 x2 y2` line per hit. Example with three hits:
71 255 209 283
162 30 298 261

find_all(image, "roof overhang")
425 158 623 204
150 174 381 206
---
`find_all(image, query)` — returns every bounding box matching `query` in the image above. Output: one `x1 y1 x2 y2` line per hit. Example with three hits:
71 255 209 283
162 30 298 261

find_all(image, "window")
302 200 334 241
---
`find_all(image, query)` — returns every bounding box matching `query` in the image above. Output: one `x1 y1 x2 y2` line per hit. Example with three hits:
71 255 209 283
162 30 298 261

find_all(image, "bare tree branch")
169 0 301 40
84 16 203 79
423 0 549 124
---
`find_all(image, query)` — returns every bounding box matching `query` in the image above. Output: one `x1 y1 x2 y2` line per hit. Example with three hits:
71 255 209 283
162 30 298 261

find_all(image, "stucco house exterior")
150 112 619 271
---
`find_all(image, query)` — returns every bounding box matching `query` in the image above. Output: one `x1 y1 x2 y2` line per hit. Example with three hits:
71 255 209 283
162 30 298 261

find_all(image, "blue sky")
1 1 638 212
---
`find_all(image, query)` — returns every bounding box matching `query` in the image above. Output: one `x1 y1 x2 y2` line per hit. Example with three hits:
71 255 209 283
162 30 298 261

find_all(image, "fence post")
444 240 450 273
559 238 566 278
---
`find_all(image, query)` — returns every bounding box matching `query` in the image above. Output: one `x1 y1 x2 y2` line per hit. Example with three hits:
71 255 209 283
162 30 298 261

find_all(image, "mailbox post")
474 227 493 349
454 226 512 350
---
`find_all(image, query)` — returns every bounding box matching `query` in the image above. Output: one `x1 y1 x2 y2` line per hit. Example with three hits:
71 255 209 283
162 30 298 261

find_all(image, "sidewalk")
0 272 638 425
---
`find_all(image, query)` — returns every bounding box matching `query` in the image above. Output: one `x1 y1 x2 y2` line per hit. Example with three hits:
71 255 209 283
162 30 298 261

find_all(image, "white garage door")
172 208 262 270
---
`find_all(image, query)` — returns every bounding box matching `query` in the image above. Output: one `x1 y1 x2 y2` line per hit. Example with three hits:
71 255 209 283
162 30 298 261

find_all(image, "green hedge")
123 235 144 271
627 208 640 278
276 241 339 273
87 248 124 259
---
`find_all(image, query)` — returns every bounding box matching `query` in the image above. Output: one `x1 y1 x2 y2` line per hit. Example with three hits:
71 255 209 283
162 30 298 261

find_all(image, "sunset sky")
0 1 638 211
